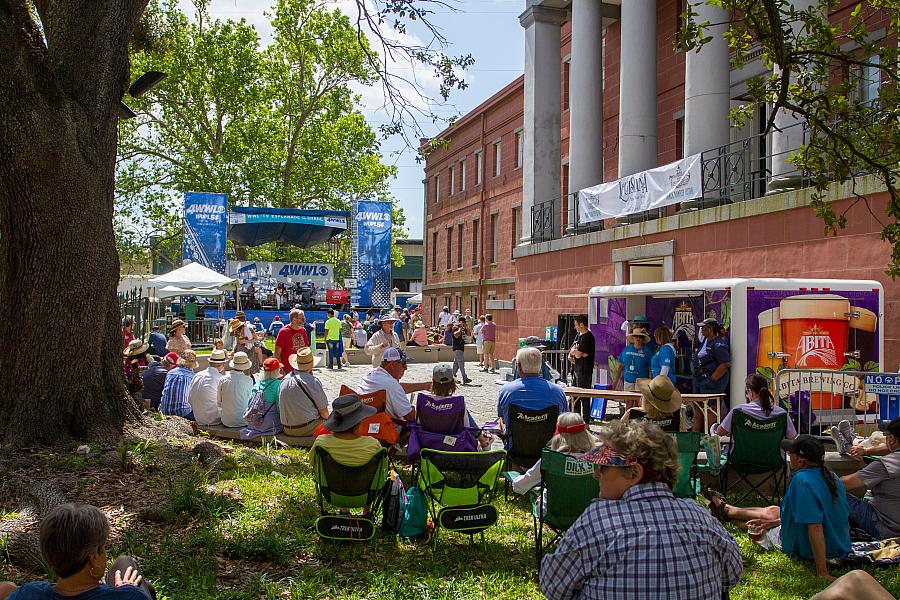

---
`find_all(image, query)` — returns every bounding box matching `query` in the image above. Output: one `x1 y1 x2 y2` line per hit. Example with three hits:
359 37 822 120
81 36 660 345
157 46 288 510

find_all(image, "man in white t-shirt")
189 348 227 426
357 347 430 421
437 306 452 328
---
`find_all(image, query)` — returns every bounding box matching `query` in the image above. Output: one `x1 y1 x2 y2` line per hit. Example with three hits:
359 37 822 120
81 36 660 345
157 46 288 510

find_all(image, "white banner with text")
577 153 703 224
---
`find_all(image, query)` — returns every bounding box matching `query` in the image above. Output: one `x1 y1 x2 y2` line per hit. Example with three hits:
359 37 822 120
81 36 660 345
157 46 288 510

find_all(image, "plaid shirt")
540 482 742 600
159 366 194 417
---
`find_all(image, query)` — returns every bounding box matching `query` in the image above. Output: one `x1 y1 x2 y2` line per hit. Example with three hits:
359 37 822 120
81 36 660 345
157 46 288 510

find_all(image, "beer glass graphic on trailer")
779 295 851 410
848 307 878 367
756 307 786 372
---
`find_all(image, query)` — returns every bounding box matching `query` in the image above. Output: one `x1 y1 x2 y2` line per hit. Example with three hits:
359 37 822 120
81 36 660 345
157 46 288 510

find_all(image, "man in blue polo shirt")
497 347 568 449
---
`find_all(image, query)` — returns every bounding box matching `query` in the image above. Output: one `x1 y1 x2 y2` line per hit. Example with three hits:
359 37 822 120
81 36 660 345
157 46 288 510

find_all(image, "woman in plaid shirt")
540 421 742 600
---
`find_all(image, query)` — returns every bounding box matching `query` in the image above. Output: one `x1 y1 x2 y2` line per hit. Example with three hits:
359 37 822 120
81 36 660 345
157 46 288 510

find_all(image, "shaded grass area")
3 441 899 599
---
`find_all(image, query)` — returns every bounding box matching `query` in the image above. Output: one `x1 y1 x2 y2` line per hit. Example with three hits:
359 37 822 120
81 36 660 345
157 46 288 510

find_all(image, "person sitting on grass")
540 421 742 600
712 373 797 439
840 417 900 540
512 411 598 496
0 503 155 600
621 374 684 432
705 435 851 581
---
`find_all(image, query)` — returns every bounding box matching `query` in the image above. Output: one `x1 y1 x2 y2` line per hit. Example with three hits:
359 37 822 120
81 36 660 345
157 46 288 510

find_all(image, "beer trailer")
587 278 885 416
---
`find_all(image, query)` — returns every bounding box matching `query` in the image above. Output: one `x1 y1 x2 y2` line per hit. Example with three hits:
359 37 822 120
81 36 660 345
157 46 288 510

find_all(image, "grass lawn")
2 434 898 600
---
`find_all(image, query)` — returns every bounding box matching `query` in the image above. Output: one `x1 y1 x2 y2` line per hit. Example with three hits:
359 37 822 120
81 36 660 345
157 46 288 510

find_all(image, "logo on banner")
795 325 838 367
618 173 648 204
672 302 696 342
668 164 691 188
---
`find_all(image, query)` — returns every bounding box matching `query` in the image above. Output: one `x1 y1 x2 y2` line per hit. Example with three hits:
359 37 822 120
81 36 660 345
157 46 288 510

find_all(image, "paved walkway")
313 358 504 424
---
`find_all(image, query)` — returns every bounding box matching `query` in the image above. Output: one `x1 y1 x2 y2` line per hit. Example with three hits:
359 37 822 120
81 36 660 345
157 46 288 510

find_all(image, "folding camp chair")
407 394 479 462
720 412 788 505
312 446 390 541
669 431 702 499
500 404 559 499
417 448 507 550
532 449 599 566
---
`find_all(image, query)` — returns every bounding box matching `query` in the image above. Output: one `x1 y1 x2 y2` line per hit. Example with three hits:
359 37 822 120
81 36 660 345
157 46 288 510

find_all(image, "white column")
618 0 658 177
568 0 604 195
520 5 566 242
684 0 730 156
769 0 817 193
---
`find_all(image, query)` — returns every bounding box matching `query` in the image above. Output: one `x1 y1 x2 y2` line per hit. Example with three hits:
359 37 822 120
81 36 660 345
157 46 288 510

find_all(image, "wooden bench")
199 424 314 448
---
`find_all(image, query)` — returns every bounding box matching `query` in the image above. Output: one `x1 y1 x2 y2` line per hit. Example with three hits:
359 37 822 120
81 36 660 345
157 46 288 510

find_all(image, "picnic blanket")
848 537 900 565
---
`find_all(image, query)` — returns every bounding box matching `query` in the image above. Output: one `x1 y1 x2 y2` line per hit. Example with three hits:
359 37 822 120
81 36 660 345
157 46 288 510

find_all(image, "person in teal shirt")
617 328 652 410
324 309 343 370
706 435 850 579
650 327 677 386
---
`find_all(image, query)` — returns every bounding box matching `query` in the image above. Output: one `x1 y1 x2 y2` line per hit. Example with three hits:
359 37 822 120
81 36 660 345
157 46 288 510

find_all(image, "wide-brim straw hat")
628 327 651 343
637 375 682 414
229 351 252 371
324 393 377 432
208 349 228 365
229 318 246 333
168 319 186 335
124 339 149 357
288 348 322 371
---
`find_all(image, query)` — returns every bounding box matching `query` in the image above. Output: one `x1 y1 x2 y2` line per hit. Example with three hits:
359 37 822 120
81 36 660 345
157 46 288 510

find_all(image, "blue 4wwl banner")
183 192 228 274
352 200 392 307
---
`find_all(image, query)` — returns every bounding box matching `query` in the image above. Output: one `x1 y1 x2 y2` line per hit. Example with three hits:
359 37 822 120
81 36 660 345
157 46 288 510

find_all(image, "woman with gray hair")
0 503 154 599
512 412 599 496
540 420 743 600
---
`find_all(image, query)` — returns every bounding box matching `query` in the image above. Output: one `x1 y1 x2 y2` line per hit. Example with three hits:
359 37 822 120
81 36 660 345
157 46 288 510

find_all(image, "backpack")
398 485 428 539
381 471 404 533
243 382 277 430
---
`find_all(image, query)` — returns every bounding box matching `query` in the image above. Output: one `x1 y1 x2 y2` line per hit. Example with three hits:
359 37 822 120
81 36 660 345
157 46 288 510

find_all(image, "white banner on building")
577 153 703 224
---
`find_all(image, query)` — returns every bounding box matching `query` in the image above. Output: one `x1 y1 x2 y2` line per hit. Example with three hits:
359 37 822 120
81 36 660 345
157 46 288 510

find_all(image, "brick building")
423 0 898 367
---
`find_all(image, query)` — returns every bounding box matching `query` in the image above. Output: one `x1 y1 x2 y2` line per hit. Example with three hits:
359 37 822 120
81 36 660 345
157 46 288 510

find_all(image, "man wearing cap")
451 321 472 384
275 308 310 373
188 349 227 427
142 352 178 410
497 347 568 449
324 309 343 370
707 435 850 579
160 350 198 420
840 418 900 539
309 394 383 473
147 324 167 358
438 306 452 328
280 349 329 436
693 318 731 431
358 347 430 422
616 328 652 409
217 352 255 428
364 317 402 367
268 315 285 338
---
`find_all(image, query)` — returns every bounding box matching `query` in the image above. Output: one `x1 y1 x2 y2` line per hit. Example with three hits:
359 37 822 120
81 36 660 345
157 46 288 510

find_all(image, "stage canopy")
227 206 349 248
147 261 238 291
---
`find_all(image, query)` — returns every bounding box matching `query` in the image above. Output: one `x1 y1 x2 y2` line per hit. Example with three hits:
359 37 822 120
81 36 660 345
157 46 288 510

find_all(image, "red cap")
263 358 283 372
164 352 180 365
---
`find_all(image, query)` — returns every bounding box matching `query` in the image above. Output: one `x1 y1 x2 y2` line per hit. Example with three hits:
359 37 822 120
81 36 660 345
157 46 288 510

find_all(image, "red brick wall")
512 194 899 368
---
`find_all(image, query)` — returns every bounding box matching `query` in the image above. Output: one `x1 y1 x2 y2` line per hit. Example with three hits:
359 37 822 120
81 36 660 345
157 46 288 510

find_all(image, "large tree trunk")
0 0 148 446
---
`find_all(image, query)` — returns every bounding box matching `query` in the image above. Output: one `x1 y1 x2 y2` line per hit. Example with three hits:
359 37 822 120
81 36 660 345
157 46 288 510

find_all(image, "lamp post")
119 71 167 119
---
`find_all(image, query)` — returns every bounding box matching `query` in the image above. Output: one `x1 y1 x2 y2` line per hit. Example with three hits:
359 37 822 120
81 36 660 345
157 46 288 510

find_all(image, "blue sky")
184 0 526 239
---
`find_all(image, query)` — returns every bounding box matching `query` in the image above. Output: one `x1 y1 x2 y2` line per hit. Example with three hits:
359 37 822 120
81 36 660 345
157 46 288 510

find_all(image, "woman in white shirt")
512 412 599 497
473 315 486 370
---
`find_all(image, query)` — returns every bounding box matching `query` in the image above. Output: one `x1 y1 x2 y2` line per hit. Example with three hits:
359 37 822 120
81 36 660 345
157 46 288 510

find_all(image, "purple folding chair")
407 393 479 461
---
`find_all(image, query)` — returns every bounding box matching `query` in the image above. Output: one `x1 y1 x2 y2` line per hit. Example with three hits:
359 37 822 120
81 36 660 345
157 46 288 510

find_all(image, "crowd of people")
107 309 900 599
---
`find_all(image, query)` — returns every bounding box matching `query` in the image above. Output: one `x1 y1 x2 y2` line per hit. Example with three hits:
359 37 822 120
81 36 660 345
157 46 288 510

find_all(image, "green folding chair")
532 449 599 566
417 449 507 550
669 432 702 499
720 412 788 505
312 446 389 541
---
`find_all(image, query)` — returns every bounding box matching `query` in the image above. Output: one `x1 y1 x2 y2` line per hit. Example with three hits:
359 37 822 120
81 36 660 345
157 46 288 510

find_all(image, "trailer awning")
227 206 349 248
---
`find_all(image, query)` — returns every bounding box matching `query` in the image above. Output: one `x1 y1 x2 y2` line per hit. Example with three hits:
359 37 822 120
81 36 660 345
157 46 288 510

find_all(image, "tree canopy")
679 0 899 277
116 0 404 274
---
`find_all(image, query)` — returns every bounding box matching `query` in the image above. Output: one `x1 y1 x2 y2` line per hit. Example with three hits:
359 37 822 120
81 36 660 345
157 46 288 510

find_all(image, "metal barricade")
774 368 889 438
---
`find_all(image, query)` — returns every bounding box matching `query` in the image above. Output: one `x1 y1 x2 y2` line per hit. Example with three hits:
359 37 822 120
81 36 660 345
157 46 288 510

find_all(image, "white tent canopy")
157 285 227 299
407 293 422 305
147 262 238 291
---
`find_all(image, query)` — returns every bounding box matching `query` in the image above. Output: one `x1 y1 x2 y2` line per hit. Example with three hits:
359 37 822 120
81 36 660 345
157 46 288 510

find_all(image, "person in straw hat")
308 393 382 477
230 311 260 374
407 319 429 348
616 326 652 409
188 348 228 427
279 348 329 436
160 350 198 420
364 316 402 367
621 375 684 432
166 319 191 355
123 339 151 402
217 351 255 428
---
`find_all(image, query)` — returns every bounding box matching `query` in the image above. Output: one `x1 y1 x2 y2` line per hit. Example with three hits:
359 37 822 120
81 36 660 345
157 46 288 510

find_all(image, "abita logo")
796 324 838 367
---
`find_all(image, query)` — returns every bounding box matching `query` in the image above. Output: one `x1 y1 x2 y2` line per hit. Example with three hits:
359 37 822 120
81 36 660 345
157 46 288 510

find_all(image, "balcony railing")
531 121 812 243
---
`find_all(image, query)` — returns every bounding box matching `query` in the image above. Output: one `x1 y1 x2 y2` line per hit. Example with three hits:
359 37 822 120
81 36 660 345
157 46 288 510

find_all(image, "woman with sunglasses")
540 420 742 600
